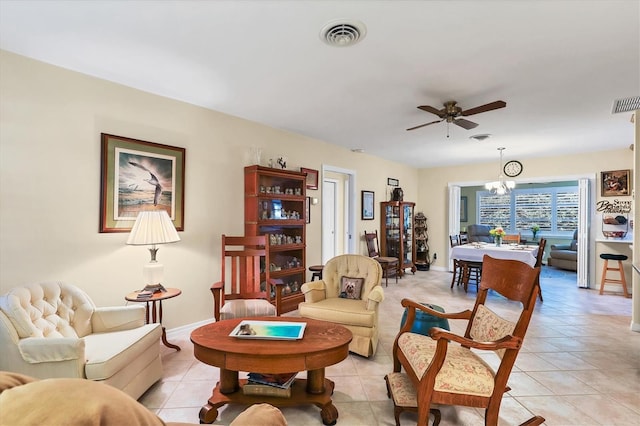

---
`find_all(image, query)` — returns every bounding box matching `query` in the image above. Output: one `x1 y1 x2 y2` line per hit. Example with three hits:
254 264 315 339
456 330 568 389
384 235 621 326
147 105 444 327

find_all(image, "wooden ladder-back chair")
450 234 481 292
210 235 283 321
502 233 521 244
387 255 543 426
534 238 546 302
365 230 399 286
449 235 463 288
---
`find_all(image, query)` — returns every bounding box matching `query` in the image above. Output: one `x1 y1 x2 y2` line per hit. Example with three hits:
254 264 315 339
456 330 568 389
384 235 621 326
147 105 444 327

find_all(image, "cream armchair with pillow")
0 282 163 399
298 254 384 357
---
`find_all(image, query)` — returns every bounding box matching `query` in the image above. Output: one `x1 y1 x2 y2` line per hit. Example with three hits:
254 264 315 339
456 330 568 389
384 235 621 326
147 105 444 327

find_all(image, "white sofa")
0 282 162 399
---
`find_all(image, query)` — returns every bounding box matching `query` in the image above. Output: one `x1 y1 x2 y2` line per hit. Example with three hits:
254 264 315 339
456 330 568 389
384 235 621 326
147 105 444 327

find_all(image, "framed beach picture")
100 133 185 233
362 190 374 220
600 169 631 197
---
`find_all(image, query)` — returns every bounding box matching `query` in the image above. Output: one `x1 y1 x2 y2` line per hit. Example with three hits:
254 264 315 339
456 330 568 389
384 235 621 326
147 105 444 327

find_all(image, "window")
477 186 578 235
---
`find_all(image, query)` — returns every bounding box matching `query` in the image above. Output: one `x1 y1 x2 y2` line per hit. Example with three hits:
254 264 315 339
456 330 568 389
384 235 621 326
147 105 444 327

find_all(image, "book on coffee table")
229 320 306 340
247 372 297 389
242 383 292 398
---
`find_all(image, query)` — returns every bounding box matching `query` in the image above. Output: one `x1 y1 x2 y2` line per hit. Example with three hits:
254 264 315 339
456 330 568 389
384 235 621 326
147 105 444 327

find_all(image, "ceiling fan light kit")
485 147 516 195
407 100 507 136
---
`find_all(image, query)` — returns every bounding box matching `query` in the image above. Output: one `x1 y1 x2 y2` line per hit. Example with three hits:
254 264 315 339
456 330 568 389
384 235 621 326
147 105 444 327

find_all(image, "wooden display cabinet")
245 165 307 314
380 201 416 275
414 212 430 270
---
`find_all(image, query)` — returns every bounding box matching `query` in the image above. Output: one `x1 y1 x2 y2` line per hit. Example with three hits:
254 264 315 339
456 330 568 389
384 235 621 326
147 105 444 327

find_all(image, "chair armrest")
18 337 85 363
92 306 145 332
366 286 384 310
550 244 572 251
430 328 522 351
399 299 471 333
300 281 326 303
210 281 224 322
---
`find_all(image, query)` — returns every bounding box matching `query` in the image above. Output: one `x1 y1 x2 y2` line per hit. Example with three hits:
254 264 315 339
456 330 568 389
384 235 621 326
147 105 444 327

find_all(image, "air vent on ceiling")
320 20 366 47
612 96 640 114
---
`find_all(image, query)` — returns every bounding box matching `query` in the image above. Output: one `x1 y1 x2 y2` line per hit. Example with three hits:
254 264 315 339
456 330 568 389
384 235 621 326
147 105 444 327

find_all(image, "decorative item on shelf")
391 187 404 202
489 226 506 246
531 224 540 240
602 214 629 238
485 147 516 195
277 157 287 169
300 167 319 190
126 210 180 293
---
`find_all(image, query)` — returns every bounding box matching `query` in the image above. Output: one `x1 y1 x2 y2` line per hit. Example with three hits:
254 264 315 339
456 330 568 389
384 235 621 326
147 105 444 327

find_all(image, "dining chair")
387 255 543 426
449 234 481 292
502 233 521 244
534 238 546 301
364 230 399 286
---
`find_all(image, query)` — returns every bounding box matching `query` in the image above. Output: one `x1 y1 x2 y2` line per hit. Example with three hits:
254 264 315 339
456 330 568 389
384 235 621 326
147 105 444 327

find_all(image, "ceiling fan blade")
461 100 506 116
417 105 446 118
453 118 479 130
406 119 443 131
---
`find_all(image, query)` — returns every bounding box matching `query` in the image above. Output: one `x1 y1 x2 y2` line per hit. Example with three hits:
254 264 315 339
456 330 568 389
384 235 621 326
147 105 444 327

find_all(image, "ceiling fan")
407 100 506 134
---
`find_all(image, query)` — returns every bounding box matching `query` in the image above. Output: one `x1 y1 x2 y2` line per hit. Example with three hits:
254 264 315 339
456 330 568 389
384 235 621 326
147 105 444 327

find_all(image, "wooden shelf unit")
244 165 307 314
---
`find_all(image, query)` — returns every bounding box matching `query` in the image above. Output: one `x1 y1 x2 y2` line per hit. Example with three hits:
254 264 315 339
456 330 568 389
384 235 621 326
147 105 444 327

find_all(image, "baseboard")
631 321 640 333
166 318 214 340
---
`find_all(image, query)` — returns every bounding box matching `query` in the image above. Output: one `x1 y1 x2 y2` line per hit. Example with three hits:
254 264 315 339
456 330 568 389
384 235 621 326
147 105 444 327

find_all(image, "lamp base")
143 283 167 293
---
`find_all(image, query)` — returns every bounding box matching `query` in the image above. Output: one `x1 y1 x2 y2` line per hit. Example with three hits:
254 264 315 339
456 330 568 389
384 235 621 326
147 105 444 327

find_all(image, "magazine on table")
229 320 306 340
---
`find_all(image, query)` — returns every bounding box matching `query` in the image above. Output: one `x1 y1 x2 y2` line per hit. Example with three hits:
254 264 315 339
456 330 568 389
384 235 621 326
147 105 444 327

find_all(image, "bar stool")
309 264 324 281
599 253 630 298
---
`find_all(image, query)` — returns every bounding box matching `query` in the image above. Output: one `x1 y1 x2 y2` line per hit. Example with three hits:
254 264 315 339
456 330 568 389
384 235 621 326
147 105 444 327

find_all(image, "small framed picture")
361 191 375 220
601 169 631 197
387 178 399 187
460 196 468 222
300 167 319 190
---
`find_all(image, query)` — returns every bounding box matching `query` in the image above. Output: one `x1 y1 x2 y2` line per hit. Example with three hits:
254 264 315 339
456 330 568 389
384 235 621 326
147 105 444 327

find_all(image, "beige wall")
0 50 414 329
0 50 635 331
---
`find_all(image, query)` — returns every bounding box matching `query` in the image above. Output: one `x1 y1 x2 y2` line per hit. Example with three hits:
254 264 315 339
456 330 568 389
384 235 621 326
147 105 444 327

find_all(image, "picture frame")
361 190 375 220
600 169 631 197
387 177 399 187
100 133 185 233
460 196 468 222
305 196 311 224
300 167 319 190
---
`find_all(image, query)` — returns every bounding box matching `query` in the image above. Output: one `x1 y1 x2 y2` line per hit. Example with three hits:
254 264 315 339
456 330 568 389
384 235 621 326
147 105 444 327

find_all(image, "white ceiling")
1 1 638 169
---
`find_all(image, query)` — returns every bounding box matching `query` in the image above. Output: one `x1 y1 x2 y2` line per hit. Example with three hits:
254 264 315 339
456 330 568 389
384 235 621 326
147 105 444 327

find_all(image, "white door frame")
322 165 356 261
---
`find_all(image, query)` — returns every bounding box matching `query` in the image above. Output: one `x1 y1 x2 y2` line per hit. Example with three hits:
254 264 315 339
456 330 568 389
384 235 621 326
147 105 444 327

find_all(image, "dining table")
450 243 539 267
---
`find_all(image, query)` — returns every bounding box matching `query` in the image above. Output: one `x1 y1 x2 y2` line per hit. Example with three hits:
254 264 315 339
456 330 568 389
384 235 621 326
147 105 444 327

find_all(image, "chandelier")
485 147 515 195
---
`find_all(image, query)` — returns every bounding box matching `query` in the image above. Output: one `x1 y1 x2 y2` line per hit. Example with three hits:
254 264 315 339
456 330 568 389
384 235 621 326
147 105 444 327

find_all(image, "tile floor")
140 267 639 425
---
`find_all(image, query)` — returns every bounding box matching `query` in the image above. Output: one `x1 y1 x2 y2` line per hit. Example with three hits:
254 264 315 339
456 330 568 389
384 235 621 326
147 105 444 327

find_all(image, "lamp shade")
126 210 180 246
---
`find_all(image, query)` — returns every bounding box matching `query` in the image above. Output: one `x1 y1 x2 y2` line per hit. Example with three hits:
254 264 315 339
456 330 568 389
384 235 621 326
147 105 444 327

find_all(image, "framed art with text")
100 133 185 233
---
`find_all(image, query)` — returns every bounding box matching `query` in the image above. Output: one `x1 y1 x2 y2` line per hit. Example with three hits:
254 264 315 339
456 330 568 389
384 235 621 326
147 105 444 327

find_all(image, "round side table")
125 288 182 351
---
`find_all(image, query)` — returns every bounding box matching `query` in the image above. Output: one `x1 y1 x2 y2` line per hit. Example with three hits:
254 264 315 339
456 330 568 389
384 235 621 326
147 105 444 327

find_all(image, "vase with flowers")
489 226 506 246
531 224 540 241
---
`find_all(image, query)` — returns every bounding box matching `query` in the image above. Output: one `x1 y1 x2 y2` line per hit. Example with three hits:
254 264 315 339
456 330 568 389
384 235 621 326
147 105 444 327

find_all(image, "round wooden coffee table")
191 317 352 425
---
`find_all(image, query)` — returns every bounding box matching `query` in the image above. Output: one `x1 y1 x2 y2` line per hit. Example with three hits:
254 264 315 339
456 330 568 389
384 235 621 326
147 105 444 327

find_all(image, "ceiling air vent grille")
612 96 640 114
320 20 366 47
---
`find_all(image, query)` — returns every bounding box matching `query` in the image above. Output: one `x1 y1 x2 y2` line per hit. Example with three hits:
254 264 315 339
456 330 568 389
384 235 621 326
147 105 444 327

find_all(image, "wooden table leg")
307 368 325 394
155 300 181 351
219 369 239 394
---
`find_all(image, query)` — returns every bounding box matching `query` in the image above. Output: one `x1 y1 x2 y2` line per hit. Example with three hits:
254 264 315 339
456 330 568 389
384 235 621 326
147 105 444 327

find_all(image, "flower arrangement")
531 224 540 239
489 226 506 237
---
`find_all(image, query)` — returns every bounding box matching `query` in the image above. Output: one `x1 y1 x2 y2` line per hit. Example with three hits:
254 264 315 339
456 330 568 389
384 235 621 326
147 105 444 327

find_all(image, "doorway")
447 175 595 288
321 165 356 263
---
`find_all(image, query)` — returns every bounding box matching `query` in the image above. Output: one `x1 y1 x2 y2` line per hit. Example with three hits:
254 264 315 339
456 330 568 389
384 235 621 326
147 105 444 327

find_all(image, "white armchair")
0 282 163 399
298 254 384 357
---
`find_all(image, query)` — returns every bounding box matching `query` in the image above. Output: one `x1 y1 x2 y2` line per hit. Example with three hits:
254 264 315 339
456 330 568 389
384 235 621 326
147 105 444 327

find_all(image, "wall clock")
503 160 523 177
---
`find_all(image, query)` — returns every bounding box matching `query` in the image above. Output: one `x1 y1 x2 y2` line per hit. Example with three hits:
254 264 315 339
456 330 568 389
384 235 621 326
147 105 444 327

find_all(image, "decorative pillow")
339 276 364 299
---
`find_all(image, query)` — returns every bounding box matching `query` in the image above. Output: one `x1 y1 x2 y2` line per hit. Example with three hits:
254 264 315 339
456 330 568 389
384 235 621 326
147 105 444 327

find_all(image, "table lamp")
126 210 180 292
